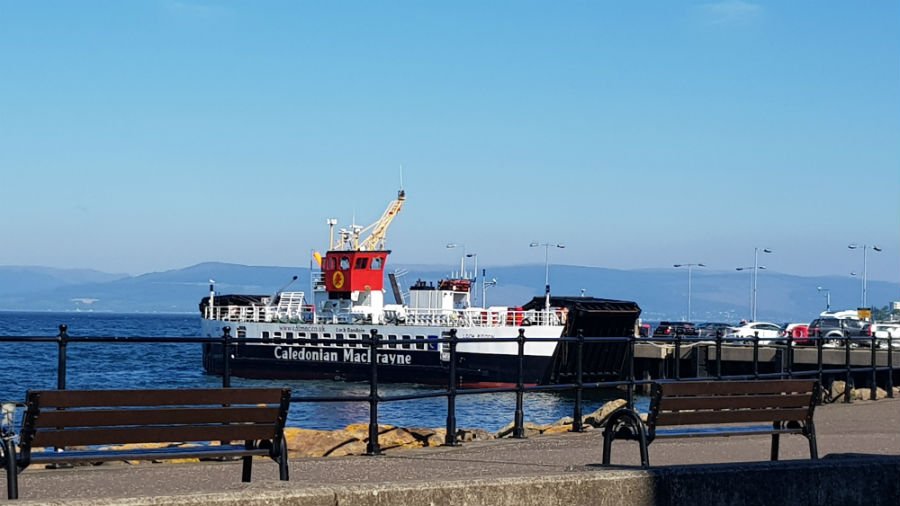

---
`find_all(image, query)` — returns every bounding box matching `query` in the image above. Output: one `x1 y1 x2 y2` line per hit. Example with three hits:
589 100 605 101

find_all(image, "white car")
871 323 900 348
727 322 783 344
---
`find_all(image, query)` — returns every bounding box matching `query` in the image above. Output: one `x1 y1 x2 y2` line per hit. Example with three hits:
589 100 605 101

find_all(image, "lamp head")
873 246 882 252
763 248 772 254
529 242 539 248
848 243 858 250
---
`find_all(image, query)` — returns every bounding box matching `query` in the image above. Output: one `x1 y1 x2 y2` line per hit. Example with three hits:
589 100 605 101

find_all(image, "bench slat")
29 388 287 408
656 380 816 397
657 393 812 412
31 423 279 448
655 407 809 426
29 445 270 464
34 407 282 428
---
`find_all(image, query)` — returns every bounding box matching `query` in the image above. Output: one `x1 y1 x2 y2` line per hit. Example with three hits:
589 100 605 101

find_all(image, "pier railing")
0 327 896 455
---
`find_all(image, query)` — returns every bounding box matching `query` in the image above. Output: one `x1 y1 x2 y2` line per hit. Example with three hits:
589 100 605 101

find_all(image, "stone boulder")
583 399 628 428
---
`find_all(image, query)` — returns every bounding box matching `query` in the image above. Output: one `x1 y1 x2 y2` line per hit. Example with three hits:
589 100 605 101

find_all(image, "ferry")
199 190 642 386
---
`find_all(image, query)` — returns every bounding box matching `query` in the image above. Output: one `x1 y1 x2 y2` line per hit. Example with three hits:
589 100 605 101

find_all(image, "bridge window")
326 257 336 270
371 257 383 270
355 257 368 269
415 335 425 350
401 334 412 349
340 257 350 269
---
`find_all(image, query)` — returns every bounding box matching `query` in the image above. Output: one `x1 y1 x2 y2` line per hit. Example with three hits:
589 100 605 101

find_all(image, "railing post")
715 331 723 380
887 334 894 398
844 334 852 404
572 330 584 432
674 332 682 380
870 332 878 401
367 329 381 455
445 329 459 446
626 333 635 410
786 333 794 379
57 324 68 390
816 331 824 405
221 327 232 388
513 328 526 439
752 331 759 380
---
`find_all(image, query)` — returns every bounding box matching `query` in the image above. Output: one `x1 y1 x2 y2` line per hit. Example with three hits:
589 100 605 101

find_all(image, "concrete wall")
48 455 900 506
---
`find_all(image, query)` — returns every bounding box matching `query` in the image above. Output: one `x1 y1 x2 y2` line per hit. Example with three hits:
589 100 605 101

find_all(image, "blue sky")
1 1 898 282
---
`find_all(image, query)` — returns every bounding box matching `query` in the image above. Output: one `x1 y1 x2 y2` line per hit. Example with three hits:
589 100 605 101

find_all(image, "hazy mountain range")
1 263 898 323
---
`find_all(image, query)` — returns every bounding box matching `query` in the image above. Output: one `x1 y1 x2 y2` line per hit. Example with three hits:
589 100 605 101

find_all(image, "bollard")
57 325 68 390
221 327 232 388
367 330 381 455
572 330 584 432
512 328 526 439
445 329 459 446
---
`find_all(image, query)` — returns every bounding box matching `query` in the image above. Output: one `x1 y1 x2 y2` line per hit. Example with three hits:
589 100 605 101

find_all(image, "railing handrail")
0 324 895 455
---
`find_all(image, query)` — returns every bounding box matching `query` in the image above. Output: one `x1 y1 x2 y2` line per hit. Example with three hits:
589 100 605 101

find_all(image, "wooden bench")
602 379 819 467
1 387 291 500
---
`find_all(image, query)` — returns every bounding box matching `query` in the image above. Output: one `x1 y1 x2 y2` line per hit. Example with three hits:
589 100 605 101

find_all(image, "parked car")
696 322 733 338
727 321 782 344
779 323 811 345
807 317 868 346
868 322 900 348
653 321 698 337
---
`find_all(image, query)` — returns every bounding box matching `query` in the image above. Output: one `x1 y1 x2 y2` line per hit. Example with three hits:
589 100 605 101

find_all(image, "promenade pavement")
8 396 900 504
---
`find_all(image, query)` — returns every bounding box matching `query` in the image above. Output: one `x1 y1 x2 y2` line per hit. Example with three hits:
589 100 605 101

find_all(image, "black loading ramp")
522 296 642 384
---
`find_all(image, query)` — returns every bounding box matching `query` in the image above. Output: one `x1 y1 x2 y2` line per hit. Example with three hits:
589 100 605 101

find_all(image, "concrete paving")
6 396 900 504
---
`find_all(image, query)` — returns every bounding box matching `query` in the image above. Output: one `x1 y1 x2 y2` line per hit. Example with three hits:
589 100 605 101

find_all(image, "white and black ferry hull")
200 320 564 386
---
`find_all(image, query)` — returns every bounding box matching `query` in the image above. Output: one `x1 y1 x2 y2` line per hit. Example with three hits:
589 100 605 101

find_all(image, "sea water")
0 311 630 431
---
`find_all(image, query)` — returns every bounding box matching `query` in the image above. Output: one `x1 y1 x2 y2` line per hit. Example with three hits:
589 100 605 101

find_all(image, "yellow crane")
328 189 406 252
358 189 405 251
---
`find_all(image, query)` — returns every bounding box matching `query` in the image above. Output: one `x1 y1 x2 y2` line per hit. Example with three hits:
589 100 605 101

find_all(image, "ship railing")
399 308 564 328
4 327 896 457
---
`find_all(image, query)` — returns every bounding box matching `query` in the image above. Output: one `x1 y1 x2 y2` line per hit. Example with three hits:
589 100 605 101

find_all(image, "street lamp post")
848 244 882 308
736 266 766 321
752 248 772 321
817 286 831 312
674 263 705 321
530 241 565 312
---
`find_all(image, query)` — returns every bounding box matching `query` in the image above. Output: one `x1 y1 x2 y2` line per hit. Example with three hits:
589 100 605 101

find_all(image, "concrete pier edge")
24 454 900 506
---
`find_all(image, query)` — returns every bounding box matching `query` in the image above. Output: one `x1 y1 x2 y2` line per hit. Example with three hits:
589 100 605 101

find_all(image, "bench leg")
241 455 252 482
770 422 781 461
278 437 289 481
4 438 18 500
807 421 818 459
601 408 649 467
242 440 253 482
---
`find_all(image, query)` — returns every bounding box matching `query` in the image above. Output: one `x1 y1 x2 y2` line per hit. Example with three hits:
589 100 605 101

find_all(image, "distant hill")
0 263 897 323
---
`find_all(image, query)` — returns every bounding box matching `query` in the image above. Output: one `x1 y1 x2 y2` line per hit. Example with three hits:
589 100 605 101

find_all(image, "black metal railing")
0 325 896 455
